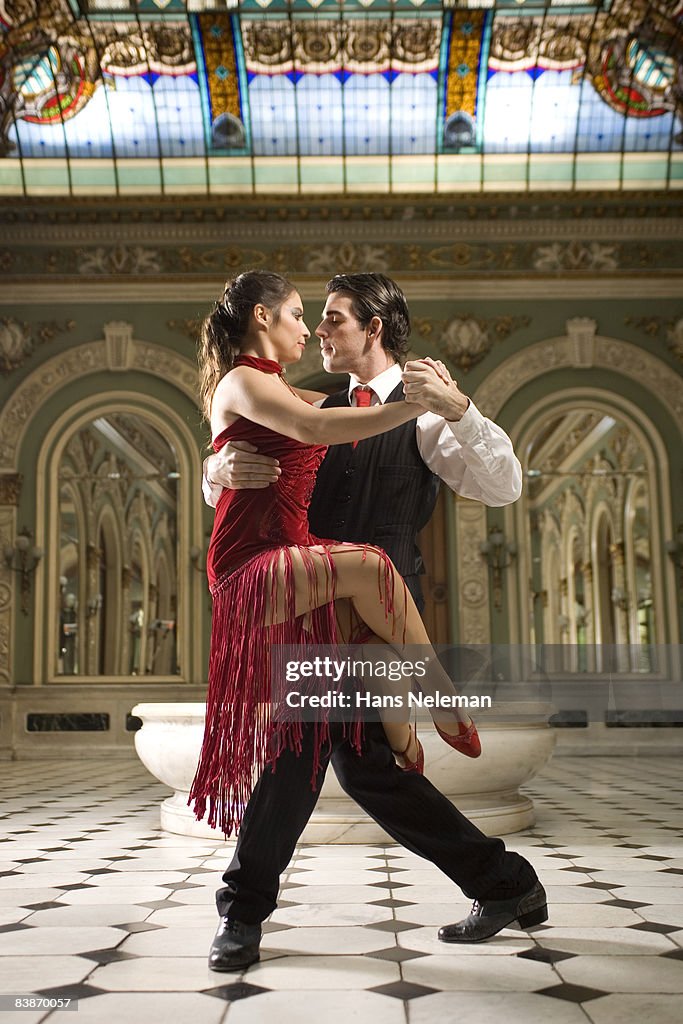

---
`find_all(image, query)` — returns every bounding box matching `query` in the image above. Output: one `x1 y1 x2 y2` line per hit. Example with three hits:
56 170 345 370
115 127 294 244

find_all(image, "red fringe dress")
188 354 400 837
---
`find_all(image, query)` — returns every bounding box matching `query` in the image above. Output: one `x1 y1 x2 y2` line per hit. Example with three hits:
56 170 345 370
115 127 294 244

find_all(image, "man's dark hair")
325 273 410 362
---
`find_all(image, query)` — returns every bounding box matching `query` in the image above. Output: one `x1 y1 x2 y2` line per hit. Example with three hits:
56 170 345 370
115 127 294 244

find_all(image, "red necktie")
353 385 374 449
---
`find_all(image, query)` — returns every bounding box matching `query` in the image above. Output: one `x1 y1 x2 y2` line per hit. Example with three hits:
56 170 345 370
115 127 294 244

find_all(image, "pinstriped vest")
307 381 440 604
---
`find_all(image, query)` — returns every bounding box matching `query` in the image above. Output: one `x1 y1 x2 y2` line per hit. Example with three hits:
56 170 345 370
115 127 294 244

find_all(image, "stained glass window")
1 0 681 192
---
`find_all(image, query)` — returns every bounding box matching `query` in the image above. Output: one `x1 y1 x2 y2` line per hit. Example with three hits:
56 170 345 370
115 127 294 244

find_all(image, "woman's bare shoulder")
215 365 271 395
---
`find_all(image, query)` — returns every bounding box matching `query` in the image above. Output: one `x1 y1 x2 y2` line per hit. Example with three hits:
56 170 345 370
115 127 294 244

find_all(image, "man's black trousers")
216 720 538 924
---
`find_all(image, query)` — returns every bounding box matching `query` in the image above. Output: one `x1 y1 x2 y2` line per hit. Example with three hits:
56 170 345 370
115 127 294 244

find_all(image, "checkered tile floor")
0 756 682 1024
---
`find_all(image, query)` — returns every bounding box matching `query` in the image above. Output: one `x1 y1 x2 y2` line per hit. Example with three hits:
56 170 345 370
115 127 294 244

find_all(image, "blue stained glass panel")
296 75 342 156
344 76 390 156
8 75 203 159
153 77 205 157
249 76 298 156
483 68 680 154
248 71 437 157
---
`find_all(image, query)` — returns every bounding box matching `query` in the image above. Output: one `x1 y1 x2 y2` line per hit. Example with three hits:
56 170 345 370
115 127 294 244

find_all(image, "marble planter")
132 701 555 842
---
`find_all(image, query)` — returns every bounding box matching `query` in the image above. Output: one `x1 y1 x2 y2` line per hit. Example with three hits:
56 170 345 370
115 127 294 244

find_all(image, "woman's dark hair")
325 273 410 362
198 270 295 421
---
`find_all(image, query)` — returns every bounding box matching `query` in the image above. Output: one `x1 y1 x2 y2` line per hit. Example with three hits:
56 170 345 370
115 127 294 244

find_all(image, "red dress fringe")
188 541 401 838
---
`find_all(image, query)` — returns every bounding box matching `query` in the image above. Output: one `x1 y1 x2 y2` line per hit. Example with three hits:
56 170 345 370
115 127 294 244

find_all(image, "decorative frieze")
1 238 680 282
77 246 162 276
1 194 678 229
533 241 618 272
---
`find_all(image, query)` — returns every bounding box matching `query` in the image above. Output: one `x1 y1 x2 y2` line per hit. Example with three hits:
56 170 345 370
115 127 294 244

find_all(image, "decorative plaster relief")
0 475 22 506
0 339 197 471
0 317 75 376
566 317 598 367
474 335 683 427
455 499 490 645
533 241 618 272
414 313 531 374
669 319 683 363
103 322 134 370
78 246 161 276
132 343 198 397
625 315 683 365
167 318 202 341
306 243 390 275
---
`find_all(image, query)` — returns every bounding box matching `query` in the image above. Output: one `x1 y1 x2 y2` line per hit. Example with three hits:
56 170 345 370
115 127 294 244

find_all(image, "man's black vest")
307 381 440 600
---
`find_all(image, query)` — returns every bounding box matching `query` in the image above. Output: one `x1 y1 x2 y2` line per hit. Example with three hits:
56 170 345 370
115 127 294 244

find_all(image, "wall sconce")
665 527 683 599
3 528 43 615
479 527 517 611
611 587 629 612
190 546 206 574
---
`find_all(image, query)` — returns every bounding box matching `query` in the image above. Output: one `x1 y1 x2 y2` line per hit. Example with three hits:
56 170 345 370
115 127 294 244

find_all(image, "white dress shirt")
345 364 522 506
203 362 522 507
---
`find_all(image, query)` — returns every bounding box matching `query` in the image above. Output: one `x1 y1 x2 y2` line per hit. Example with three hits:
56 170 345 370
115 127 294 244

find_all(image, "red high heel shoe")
392 726 424 775
435 717 481 758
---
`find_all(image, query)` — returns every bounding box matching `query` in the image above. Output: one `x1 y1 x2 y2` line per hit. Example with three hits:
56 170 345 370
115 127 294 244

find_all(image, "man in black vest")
201 273 546 969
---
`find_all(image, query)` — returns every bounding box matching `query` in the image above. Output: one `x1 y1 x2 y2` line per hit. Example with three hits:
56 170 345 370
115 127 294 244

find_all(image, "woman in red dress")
189 271 479 836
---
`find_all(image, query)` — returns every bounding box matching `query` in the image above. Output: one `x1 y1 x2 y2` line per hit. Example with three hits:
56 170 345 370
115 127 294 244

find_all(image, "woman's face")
267 291 310 363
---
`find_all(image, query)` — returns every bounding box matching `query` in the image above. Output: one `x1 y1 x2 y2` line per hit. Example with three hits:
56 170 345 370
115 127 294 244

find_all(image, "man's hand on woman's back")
203 441 281 506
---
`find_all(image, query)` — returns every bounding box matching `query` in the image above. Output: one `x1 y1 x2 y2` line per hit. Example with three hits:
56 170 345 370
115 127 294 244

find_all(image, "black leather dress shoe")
208 917 262 971
438 880 548 943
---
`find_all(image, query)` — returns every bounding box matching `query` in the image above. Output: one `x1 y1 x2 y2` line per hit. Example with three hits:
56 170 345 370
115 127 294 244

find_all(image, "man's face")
315 294 369 375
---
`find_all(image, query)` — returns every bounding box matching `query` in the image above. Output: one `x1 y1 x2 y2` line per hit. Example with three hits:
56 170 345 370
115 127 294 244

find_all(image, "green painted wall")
1 291 681 668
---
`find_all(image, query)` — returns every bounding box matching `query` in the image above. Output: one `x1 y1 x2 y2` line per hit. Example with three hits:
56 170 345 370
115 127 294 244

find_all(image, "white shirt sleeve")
202 456 222 509
416 401 522 506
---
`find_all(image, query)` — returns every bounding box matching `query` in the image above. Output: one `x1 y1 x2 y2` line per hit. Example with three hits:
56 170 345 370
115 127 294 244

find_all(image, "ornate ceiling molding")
2 276 681 305
2 215 680 248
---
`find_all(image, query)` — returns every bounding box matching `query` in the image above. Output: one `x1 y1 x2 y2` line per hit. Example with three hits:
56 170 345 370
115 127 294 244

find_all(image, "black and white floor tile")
0 756 682 1023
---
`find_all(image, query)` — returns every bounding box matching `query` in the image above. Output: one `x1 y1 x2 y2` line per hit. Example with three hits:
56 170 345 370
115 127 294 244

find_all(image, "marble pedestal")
132 701 555 842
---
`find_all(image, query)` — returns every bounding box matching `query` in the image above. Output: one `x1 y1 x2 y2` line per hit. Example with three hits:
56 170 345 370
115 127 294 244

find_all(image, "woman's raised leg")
264 543 475 748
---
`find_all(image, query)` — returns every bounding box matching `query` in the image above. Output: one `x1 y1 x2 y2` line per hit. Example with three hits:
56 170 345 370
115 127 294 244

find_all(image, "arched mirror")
525 409 656 672
56 414 179 677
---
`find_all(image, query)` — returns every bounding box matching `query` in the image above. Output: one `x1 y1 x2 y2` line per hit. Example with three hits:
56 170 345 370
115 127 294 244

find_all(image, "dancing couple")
191 270 547 970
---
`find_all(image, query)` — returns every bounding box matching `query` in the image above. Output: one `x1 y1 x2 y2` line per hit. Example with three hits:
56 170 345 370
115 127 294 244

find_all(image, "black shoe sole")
209 953 260 972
